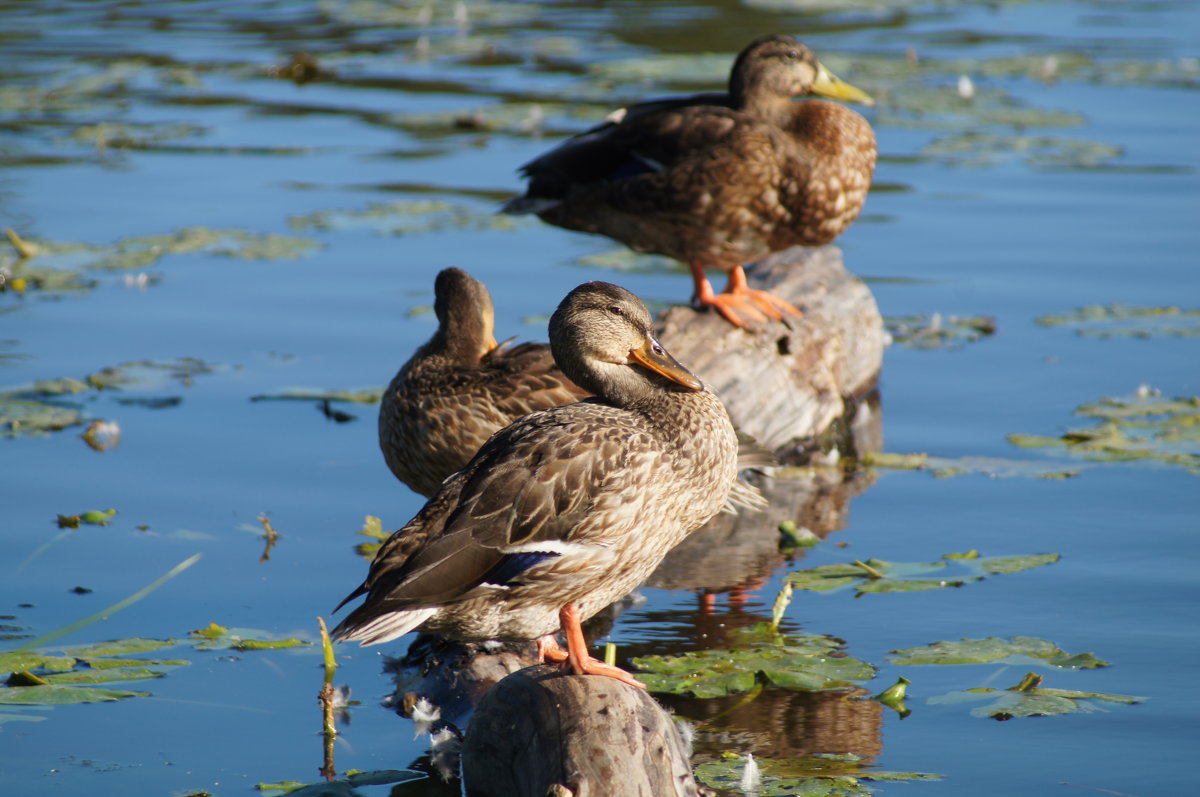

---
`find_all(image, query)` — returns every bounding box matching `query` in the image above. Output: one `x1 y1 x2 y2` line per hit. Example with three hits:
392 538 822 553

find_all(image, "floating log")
655 244 884 460
461 665 703 797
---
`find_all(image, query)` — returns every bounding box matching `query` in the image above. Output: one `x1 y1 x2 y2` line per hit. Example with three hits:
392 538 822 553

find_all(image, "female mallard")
503 34 876 328
379 267 587 497
335 281 738 686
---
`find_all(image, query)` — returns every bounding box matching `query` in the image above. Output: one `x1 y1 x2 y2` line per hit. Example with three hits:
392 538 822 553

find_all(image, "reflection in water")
661 687 883 764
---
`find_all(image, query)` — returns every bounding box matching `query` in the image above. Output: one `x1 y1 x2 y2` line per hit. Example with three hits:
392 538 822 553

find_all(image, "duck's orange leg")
549 603 646 689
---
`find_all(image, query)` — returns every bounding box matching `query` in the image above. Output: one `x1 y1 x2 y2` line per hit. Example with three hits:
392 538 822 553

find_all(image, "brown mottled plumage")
503 34 877 327
335 282 738 686
379 267 587 497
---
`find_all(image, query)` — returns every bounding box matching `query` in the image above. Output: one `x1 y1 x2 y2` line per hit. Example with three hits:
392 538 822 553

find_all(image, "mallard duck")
379 267 587 497
335 281 738 687
503 34 876 328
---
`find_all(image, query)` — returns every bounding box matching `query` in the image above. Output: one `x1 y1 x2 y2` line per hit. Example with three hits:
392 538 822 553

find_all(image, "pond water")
2 0 1197 795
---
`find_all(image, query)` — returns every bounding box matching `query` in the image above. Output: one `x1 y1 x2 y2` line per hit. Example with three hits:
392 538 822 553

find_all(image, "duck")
379 267 587 497
335 281 739 687
502 34 876 328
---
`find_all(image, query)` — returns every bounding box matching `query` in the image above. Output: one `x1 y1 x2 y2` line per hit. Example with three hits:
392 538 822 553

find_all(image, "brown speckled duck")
379 267 587 497
335 281 738 687
503 34 876 328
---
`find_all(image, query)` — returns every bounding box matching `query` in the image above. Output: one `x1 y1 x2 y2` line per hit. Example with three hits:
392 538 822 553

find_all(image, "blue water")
2 0 1198 794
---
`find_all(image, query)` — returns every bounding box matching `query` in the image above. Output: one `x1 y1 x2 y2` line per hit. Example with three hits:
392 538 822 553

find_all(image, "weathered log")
462 665 704 797
655 245 883 460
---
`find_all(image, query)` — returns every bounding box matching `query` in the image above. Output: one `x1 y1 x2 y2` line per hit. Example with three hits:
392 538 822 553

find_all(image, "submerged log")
462 665 702 797
655 244 884 460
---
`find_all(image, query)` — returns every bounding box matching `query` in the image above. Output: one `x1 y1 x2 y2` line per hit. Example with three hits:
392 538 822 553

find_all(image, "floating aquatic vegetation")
1007 392 1200 473
287 199 522 237
633 633 875 698
862 451 1082 479
888 636 1108 669
885 313 996 349
1 226 320 297
0 390 84 438
1036 304 1200 338
696 751 941 796
920 131 1122 169
256 769 423 797
873 676 912 717
786 552 1059 595
0 638 188 706
250 386 384 405
930 672 1143 720
65 121 207 149
56 509 118 528
354 515 387 560
187 622 310 652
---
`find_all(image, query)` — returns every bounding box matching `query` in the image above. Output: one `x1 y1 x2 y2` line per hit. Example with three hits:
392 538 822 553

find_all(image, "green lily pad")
788 553 1058 595
257 769 424 796
1008 392 1200 473
0 684 149 705
885 313 996 349
0 652 78 673
1036 304 1200 338
931 674 1143 720
250 387 385 405
695 751 941 796
60 638 177 657
633 635 875 697
888 636 1108 668
188 623 310 651
0 711 47 727
38 666 168 685
287 199 519 237
0 391 84 438
862 451 1083 479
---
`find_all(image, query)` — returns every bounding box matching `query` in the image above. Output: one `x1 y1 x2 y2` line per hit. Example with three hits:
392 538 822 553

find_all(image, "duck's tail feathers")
331 607 438 647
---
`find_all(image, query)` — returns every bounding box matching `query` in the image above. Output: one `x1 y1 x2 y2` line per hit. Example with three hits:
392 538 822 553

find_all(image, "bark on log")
655 244 883 460
462 665 703 797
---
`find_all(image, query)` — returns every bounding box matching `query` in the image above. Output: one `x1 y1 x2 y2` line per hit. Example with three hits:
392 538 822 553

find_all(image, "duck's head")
549 282 702 406
432 267 498 361
730 34 874 112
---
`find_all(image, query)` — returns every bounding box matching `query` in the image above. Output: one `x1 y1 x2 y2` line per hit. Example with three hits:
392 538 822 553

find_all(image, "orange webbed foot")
556 604 646 689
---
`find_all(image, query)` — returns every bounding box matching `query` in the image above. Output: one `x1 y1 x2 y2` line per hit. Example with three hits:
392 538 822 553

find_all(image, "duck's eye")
786 49 800 60
608 305 624 316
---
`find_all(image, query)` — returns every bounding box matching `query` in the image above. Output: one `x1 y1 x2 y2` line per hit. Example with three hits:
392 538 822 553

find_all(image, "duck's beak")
811 62 874 107
628 335 703 391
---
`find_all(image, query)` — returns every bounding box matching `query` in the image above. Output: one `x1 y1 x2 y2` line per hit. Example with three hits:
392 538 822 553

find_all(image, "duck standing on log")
335 281 738 687
503 34 877 328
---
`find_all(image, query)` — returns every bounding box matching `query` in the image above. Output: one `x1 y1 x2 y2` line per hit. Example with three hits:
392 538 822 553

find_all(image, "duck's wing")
341 402 647 612
509 93 740 203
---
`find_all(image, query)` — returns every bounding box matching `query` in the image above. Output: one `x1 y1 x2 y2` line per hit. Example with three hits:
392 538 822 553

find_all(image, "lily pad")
0 684 149 705
695 751 941 796
633 635 875 697
787 553 1058 595
250 387 385 405
1008 392 1200 473
888 636 1108 668
287 200 520 237
930 673 1143 720
1036 304 1200 338
862 450 1083 479
257 769 423 796
885 313 996 349
188 623 310 651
